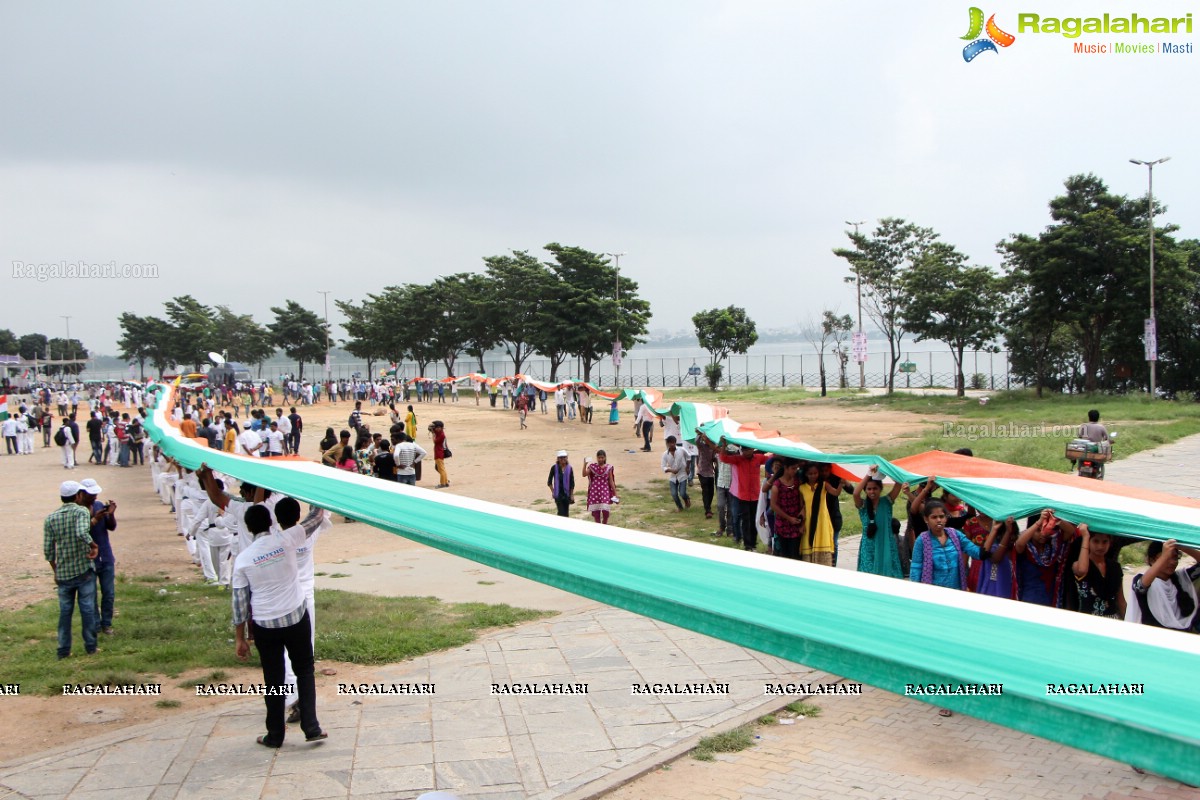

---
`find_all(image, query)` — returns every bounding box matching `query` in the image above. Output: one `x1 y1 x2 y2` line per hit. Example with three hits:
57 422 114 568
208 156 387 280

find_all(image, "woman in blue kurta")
909 498 987 589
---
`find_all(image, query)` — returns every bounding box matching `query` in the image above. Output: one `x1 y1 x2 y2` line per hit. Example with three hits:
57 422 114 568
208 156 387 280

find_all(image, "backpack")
54 427 68 446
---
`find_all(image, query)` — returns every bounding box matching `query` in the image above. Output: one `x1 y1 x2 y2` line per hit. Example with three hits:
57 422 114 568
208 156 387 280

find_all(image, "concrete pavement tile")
354 742 434 769
8 749 105 773
359 705 423 728
431 698 501 720
434 737 513 762
594 702 676 725
522 710 600 735
497 635 554 651
354 721 431 747
434 757 521 788
535 750 611 783
433 714 509 740
588 687 647 709
79 761 170 791
261 770 351 799
1 767 89 796
667 698 739 722
572 670 639 692
174 774 268 800
454 785 528 800
528 729 613 755
605 722 685 749
565 656 633 671
66 787 155 800
347 765 434 796
266 747 356 775
148 785 181 800
501 714 529 736
94 737 186 767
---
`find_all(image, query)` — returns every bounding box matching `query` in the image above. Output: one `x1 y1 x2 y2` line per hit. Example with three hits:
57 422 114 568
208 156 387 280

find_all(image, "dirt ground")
0 390 933 761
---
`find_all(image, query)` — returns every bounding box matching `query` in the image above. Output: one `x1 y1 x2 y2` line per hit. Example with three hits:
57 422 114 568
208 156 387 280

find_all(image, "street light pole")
61 315 73 378
605 252 625 389
1129 157 1170 398
317 290 332 380
846 221 866 390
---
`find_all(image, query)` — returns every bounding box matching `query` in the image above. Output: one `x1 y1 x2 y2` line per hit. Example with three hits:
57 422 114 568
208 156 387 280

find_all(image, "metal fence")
78 349 1015 391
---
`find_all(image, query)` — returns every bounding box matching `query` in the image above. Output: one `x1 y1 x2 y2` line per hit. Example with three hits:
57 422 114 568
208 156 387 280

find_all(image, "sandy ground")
0 391 933 760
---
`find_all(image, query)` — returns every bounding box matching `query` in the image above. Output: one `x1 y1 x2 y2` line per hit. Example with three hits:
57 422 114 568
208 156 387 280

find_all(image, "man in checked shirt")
43 480 100 659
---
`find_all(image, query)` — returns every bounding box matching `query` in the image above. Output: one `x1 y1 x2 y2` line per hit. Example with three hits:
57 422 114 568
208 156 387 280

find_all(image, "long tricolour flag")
142 383 1200 784
0 394 8 421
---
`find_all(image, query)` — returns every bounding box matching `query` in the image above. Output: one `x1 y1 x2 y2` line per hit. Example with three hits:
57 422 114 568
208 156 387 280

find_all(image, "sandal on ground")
256 735 282 748
286 703 300 723
305 729 329 743
938 708 953 718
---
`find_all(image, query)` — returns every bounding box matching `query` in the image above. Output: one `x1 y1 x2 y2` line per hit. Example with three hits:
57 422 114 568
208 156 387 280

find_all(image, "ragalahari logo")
962 7 1016 61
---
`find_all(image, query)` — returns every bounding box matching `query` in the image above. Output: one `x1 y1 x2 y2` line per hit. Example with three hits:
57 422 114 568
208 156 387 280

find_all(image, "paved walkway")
2 435 1198 800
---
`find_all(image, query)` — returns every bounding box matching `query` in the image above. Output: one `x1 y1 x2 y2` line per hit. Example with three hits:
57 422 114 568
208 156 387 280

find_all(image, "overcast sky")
3 1 1196 356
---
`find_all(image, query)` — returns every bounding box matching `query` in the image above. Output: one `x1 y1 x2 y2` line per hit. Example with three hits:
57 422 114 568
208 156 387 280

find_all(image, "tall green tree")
456 273 502 373
215 306 276 373
484 250 553 375
268 300 329 380
999 174 1192 393
902 243 1005 396
0 329 17 355
17 333 48 361
117 313 168 380
336 297 390 378
543 244 652 383
835 219 937 393
692 306 758 390
163 295 218 371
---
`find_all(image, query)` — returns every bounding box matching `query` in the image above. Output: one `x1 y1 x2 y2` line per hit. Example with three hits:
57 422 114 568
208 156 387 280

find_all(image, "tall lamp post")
317 290 332 380
1129 157 1170 398
605 252 625 389
846 221 866 389
61 315 73 379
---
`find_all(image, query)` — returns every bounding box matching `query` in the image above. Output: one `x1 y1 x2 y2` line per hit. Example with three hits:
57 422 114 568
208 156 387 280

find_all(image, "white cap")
60 480 82 497
556 450 568 458
80 478 103 495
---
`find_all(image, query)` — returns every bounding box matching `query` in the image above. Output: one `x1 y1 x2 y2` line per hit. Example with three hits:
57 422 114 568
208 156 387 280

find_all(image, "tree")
692 306 758 390
17 333 48 361
543 244 652 384
485 250 553 375
804 312 853 395
902 243 1005 397
835 219 937 393
0 329 17 355
336 297 390 379
456 273 502 373
46 338 88 375
998 174 1192 393
117 313 168 380
163 295 218 371
215 306 276 373
268 300 329 380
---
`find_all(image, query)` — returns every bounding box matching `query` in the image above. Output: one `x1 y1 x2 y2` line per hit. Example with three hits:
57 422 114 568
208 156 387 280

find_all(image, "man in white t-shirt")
265 422 286 457
274 409 292 454
231 498 326 748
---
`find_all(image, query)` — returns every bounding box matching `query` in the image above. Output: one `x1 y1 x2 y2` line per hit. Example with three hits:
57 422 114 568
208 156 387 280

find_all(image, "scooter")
1066 431 1116 480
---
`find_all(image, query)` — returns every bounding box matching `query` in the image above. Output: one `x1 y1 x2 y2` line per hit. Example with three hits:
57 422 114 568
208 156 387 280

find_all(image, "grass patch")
327 573 351 579
785 701 823 717
842 390 1200 473
691 724 756 761
155 699 181 709
477 580 496 586
314 590 550 664
0 576 551 695
757 713 777 725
